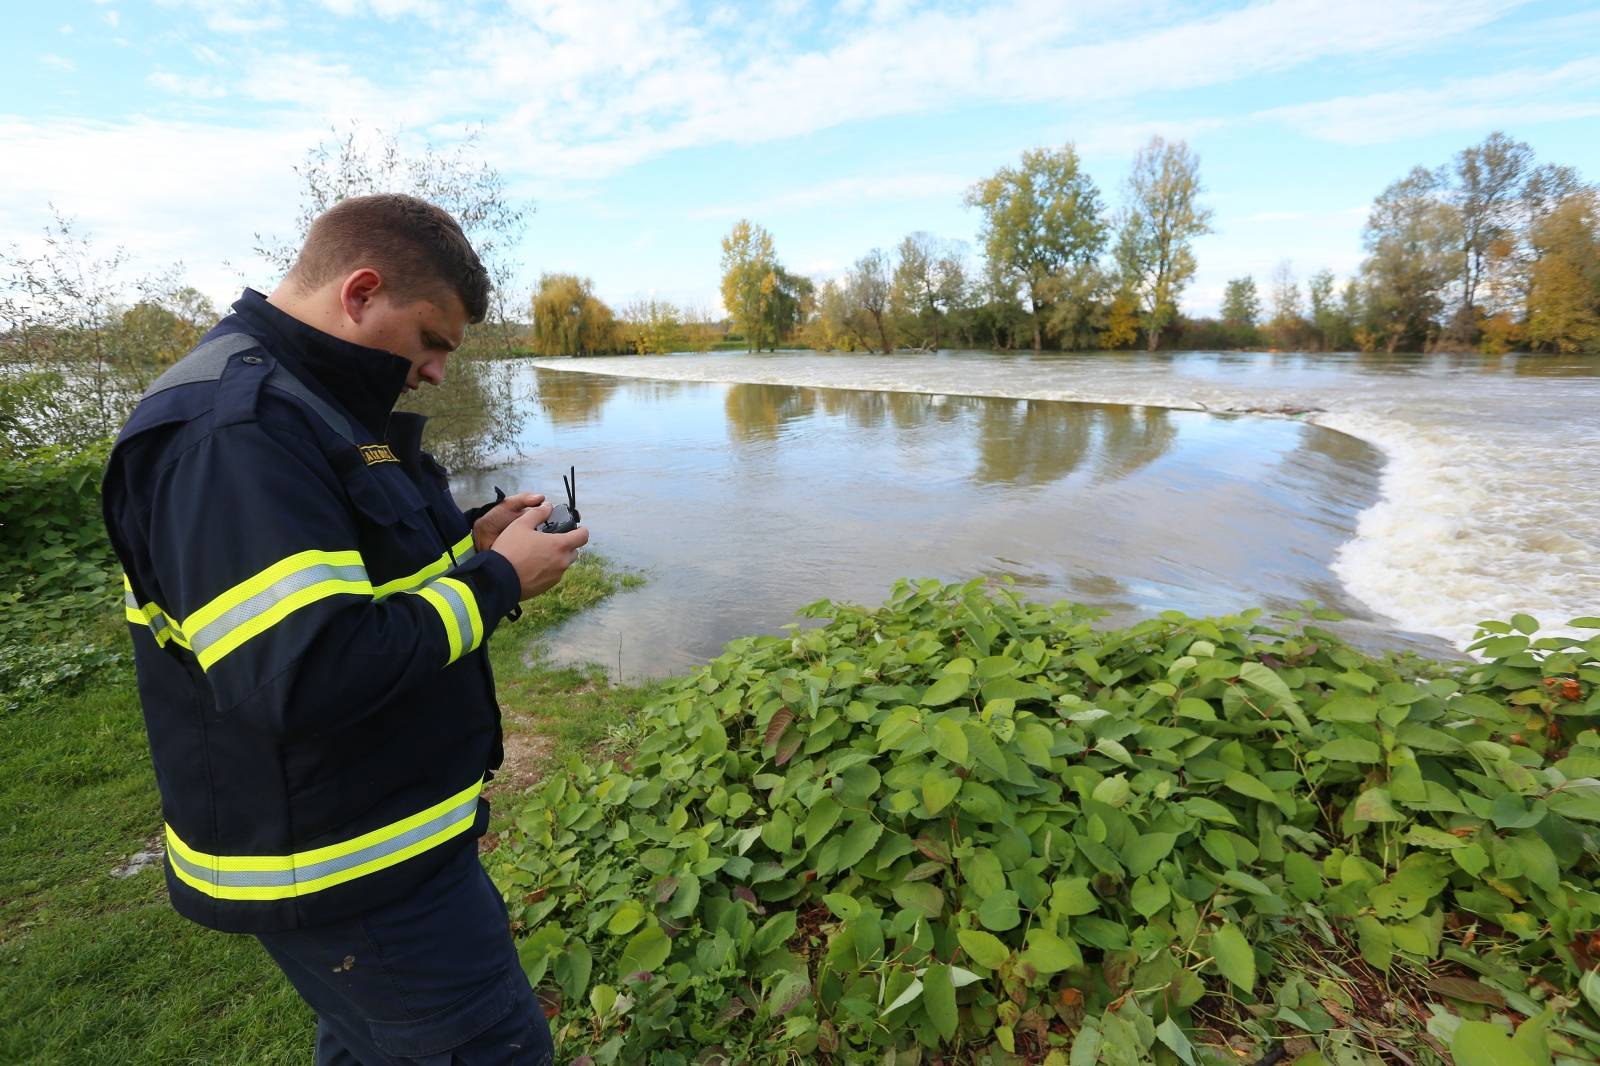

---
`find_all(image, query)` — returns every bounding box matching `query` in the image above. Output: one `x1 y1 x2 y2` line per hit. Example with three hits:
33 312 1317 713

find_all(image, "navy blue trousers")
256 845 554 1065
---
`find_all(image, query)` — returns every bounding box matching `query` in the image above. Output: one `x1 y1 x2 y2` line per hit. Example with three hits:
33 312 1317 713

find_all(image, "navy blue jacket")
102 289 521 933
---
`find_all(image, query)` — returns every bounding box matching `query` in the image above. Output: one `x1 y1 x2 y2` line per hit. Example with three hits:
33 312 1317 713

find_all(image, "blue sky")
4 0 1599 318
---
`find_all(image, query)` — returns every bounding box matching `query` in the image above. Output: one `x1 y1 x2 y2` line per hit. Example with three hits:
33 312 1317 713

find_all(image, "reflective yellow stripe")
414 584 463 663
164 778 483 901
186 549 365 633
437 576 484 654
372 534 474 599
122 574 191 650
123 532 479 670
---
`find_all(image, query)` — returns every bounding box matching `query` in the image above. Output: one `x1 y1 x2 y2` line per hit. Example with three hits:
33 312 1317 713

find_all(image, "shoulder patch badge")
359 444 399 466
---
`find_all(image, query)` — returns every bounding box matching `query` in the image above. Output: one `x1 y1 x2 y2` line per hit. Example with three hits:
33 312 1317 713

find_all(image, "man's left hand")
473 492 545 552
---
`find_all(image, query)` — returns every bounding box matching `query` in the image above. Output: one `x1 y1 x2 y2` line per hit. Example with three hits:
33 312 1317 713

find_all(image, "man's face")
348 288 469 391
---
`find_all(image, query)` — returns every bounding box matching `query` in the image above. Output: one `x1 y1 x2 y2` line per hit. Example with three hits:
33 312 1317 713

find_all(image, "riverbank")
0 553 649 1065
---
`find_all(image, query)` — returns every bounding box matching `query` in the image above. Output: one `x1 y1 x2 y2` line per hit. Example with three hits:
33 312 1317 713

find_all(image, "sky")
4 0 1599 319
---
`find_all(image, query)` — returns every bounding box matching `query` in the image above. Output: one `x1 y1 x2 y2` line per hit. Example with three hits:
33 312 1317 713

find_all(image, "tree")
890 233 968 350
965 144 1107 352
848 249 894 355
1219 276 1261 347
1265 260 1305 347
1526 190 1600 353
530 273 618 356
618 298 686 355
719 220 779 352
1359 166 1462 352
1042 264 1110 350
252 126 533 470
762 267 812 351
1447 131 1532 340
1116 137 1213 351
1307 268 1353 350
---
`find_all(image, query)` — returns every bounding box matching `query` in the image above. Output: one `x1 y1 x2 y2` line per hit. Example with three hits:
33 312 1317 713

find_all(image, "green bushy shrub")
0 438 121 706
494 579 1600 1065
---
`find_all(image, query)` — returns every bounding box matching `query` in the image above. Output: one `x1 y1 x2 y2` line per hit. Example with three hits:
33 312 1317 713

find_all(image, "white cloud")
154 0 284 33
0 117 315 304
1254 58 1600 144
687 174 973 221
148 71 227 99
40 53 77 72
105 9 120 26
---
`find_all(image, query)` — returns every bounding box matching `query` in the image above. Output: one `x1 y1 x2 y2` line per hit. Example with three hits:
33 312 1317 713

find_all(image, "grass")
0 552 649 1065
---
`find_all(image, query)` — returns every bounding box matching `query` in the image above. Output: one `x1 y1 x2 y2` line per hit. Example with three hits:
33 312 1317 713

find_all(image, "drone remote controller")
537 466 580 534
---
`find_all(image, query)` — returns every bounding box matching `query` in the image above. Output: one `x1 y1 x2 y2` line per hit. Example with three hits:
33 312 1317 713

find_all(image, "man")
102 194 583 1064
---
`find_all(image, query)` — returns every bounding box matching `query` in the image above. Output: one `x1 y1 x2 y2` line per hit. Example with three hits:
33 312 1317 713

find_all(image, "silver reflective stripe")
429 579 474 646
123 587 140 611
164 793 480 888
455 544 476 565
187 562 369 657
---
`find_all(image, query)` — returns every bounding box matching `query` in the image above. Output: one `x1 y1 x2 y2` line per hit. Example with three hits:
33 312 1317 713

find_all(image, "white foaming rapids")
530 351 1600 650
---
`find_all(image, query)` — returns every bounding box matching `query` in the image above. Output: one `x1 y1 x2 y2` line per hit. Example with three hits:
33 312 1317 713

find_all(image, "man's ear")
339 269 385 323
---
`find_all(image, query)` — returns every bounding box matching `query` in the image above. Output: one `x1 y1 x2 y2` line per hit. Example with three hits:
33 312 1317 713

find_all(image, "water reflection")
723 383 817 442
535 370 622 426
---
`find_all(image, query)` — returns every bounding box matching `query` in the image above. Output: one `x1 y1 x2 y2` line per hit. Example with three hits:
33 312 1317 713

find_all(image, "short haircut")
287 194 491 323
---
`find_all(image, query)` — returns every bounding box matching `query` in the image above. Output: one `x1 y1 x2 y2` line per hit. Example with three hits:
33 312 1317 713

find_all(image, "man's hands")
489 506 590 600
473 492 545 553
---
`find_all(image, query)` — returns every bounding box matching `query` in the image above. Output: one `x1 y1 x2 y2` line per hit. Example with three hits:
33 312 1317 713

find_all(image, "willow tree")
530 273 618 356
719 219 778 352
1116 137 1213 351
966 144 1106 353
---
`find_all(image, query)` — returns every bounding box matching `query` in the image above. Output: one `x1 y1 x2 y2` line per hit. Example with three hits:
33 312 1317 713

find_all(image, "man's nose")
420 360 445 386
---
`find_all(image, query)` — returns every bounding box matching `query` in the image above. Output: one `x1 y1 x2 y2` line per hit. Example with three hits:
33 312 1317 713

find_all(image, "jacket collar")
230 288 412 441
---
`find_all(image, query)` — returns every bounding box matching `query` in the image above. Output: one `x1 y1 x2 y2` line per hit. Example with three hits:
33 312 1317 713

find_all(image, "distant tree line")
1188 133 1598 354
708 130 1598 356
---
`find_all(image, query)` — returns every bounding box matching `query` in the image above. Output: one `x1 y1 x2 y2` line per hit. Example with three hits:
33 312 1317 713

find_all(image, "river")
455 349 1600 677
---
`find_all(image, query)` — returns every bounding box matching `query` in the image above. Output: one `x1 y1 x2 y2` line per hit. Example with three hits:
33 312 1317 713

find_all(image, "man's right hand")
488 505 590 600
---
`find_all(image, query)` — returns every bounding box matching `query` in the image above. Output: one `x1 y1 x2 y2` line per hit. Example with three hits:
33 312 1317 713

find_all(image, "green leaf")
1352 787 1402 822
1510 613 1539 635
1225 772 1278 805
1091 774 1132 808
1489 793 1545 829
825 817 883 875
923 964 958 1041
607 899 645 935
964 848 1007 898
1209 922 1255 993
883 977 923 1015
931 717 969 765
1155 1017 1197 1066
1130 875 1170 918
921 770 962 815
1316 737 1381 763
1452 1021 1539 1066
1355 915 1393 972
1123 832 1177 877
1239 661 1297 708
957 928 1011 969
922 674 969 707
978 890 1021 931
892 881 944 919
1177 697 1216 721
619 924 671 976
761 809 794 852
822 892 860 920
1022 930 1082 974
